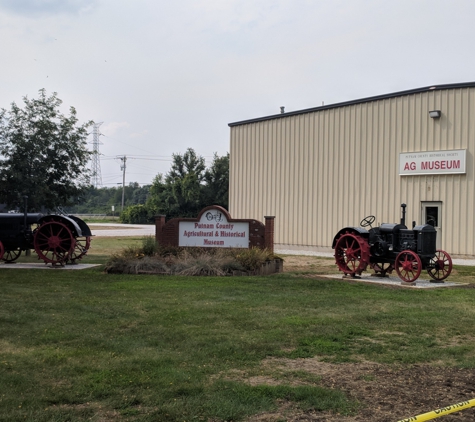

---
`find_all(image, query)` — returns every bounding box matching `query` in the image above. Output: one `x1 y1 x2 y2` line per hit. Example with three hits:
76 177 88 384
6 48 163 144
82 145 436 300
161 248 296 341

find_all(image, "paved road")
88 223 155 237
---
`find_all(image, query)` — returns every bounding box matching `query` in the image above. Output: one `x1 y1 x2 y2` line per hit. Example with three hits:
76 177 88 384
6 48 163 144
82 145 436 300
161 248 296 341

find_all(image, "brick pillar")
154 215 166 244
264 216 275 253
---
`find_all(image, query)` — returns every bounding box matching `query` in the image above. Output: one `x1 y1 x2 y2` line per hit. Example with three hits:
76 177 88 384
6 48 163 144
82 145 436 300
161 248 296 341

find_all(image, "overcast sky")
1 0 474 187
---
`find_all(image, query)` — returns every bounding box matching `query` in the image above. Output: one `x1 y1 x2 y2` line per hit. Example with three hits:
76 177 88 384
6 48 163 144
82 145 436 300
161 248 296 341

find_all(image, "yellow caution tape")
397 398 475 421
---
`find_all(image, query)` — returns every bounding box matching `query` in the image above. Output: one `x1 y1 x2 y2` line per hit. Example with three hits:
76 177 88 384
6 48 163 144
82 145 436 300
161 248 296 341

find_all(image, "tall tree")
203 152 229 209
165 148 206 218
147 148 207 218
145 150 229 220
0 89 92 211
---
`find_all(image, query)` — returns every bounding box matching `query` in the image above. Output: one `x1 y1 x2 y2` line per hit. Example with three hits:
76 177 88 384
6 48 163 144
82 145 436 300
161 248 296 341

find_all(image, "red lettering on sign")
420 160 461 171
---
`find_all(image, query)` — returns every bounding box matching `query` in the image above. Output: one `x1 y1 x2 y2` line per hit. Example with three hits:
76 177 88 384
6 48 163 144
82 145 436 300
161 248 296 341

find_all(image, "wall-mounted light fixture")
429 110 441 119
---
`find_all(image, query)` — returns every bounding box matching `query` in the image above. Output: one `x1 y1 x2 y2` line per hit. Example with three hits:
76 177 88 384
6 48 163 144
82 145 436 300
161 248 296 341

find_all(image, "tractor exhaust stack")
400 203 406 226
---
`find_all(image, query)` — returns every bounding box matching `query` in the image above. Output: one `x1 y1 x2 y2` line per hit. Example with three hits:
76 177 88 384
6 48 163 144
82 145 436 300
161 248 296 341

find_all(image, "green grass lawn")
1 239 475 421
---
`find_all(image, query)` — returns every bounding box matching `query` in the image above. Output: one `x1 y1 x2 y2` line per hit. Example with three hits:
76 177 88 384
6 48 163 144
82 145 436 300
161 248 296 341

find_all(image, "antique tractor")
331 204 452 283
0 200 92 266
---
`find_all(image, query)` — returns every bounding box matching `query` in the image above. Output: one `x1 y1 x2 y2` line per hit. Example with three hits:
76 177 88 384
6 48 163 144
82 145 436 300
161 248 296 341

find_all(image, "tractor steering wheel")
360 215 375 228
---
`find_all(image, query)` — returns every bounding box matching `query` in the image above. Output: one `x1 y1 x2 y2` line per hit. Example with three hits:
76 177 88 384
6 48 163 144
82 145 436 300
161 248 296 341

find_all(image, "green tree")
147 173 166 213
203 152 229 209
120 204 150 224
130 183 151 205
0 89 92 211
145 149 229 220
158 148 207 218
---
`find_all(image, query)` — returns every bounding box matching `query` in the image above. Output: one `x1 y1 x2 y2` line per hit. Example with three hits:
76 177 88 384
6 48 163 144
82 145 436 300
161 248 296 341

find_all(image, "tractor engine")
368 223 407 258
412 224 437 257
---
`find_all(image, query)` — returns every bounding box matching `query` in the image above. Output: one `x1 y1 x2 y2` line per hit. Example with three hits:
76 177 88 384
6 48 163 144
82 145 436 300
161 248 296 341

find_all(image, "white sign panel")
179 209 249 248
399 149 466 176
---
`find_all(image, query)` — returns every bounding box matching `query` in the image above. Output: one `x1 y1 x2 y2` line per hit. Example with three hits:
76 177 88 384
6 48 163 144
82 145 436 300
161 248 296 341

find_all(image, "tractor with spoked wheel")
0 197 92 266
331 204 452 283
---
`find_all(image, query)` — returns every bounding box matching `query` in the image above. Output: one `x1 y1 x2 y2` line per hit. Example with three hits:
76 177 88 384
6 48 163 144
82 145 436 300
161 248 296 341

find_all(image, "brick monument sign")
155 205 275 252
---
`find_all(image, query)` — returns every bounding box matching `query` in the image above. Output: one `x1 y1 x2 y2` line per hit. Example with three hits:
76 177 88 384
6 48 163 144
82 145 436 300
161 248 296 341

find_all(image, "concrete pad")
321 273 467 289
0 263 101 270
276 248 475 266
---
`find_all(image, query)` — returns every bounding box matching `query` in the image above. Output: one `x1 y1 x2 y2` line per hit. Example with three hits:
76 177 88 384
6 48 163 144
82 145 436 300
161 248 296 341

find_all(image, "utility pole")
91 122 103 188
119 155 127 212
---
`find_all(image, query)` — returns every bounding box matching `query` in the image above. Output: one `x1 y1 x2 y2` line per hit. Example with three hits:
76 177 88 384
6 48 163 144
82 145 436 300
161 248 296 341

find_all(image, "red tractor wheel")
370 262 394 277
34 221 75 266
68 236 91 264
427 249 453 281
395 250 422 282
0 241 4 261
334 233 370 276
2 248 21 263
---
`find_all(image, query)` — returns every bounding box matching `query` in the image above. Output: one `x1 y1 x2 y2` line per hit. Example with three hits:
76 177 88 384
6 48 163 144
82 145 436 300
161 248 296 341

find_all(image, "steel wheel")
427 249 453 281
33 221 75 265
68 236 91 264
395 250 422 282
2 248 21 263
370 262 394 277
334 233 370 276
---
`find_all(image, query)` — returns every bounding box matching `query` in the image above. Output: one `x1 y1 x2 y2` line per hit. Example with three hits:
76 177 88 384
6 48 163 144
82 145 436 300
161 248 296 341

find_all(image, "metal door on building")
421 202 442 249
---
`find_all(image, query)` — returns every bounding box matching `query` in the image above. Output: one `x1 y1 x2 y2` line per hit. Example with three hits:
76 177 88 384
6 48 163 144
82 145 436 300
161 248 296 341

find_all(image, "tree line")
122 149 229 223
69 149 229 223
0 90 228 222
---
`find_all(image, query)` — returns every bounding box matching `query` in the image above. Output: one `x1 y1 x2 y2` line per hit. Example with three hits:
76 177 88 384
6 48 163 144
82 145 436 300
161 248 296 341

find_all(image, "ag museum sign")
179 208 249 247
399 149 466 176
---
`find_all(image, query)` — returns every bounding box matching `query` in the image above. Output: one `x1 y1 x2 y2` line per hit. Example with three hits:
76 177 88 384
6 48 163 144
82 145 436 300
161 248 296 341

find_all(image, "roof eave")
228 81 475 127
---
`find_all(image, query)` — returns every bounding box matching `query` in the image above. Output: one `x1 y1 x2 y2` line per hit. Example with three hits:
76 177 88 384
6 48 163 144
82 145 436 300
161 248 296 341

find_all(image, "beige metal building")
228 82 475 258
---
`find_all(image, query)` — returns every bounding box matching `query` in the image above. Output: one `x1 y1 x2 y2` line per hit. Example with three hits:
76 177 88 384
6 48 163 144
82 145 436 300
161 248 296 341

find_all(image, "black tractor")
0 198 92 266
332 204 452 282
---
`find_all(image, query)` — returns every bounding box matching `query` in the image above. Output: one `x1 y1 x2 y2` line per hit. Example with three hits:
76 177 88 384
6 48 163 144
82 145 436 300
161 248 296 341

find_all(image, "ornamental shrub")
120 204 154 224
104 245 280 275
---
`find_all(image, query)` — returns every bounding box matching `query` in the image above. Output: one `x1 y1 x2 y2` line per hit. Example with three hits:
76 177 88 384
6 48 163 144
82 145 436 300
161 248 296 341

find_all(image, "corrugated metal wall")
229 87 475 257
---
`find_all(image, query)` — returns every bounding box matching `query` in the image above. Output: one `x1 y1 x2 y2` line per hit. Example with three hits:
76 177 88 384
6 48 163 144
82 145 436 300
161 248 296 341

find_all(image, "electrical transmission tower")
119 155 127 212
91 122 103 188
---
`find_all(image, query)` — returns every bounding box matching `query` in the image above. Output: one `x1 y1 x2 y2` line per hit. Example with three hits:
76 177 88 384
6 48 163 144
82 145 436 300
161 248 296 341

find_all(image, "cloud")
129 130 150 139
101 121 129 137
0 0 97 17
1 0 475 186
